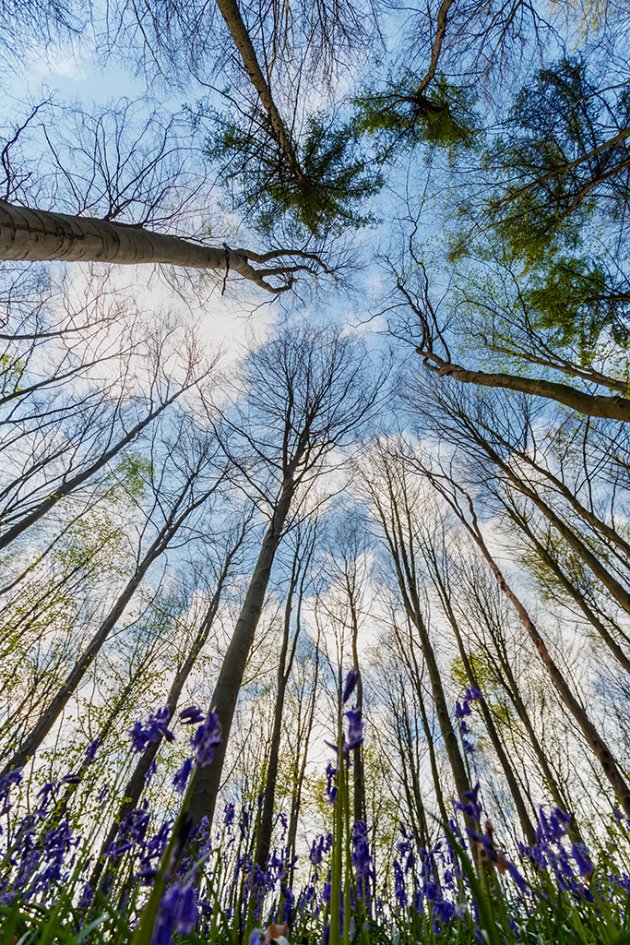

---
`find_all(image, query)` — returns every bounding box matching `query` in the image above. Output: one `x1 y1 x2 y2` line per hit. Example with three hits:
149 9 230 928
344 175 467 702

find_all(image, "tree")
253 521 317 873
186 326 381 829
0 413 228 777
0 200 327 293
393 261 630 422
359 440 476 824
406 446 630 818
90 514 250 889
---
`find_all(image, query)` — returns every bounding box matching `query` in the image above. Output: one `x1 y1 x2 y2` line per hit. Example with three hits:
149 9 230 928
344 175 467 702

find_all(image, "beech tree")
186 326 381 829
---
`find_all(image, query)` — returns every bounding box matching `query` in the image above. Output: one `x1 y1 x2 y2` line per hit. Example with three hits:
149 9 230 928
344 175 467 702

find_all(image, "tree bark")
417 348 630 422
186 473 294 828
213 0 304 181
0 480 215 778
90 531 242 888
440 481 630 819
0 200 298 292
503 502 630 672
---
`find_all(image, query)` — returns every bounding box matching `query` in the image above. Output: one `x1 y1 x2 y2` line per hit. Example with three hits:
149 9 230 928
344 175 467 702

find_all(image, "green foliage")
483 57 630 263
110 453 152 501
200 103 382 239
354 72 479 156
522 256 629 357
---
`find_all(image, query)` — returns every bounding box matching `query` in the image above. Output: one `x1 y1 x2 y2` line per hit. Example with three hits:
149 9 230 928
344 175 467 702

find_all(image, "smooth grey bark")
285 644 319 889
213 0 304 181
461 569 580 831
416 348 630 422
254 531 312 871
365 461 473 816
392 620 451 829
0 200 313 292
187 472 295 828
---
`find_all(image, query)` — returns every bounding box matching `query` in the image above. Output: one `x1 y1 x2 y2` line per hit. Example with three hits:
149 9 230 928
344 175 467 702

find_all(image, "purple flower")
572 843 594 879
465 687 482 702
153 882 198 945
344 707 364 752
342 669 360 704
190 710 222 767
129 707 174 753
179 705 205 726
83 739 100 763
454 784 482 821
172 758 193 794
325 763 337 803
455 701 471 720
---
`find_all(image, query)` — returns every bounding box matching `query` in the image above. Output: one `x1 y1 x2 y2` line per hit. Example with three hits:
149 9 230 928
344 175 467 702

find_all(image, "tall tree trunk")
286 645 319 890
503 501 630 671
0 482 213 778
186 473 294 828
90 531 242 887
441 589 537 845
0 200 298 293
213 0 304 180
388 541 473 813
350 606 366 825
254 543 303 870
485 446 630 617
436 479 630 819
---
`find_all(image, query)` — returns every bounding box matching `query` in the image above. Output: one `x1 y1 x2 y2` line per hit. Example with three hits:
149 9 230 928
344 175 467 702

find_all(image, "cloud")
32 44 87 82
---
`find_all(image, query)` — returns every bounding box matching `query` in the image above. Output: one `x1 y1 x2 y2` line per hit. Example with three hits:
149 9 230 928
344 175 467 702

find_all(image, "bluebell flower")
129 707 174 753
342 668 360 704
325 762 337 803
454 784 482 821
179 705 205 726
153 882 198 945
572 843 594 879
190 710 222 767
344 707 364 752
172 757 193 794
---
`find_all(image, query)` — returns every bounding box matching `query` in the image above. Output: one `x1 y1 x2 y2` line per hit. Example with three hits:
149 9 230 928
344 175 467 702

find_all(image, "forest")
0 1 628 944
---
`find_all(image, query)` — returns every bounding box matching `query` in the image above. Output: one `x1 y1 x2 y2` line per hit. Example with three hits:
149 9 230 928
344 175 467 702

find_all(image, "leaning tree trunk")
441 589 537 845
407 642 451 829
254 576 297 871
391 557 473 817
417 349 630 422
0 488 209 779
350 624 366 825
186 473 295 828
504 502 630 672
90 538 240 888
213 0 304 181
0 200 297 293
484 444 630 617
253 523 315 873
